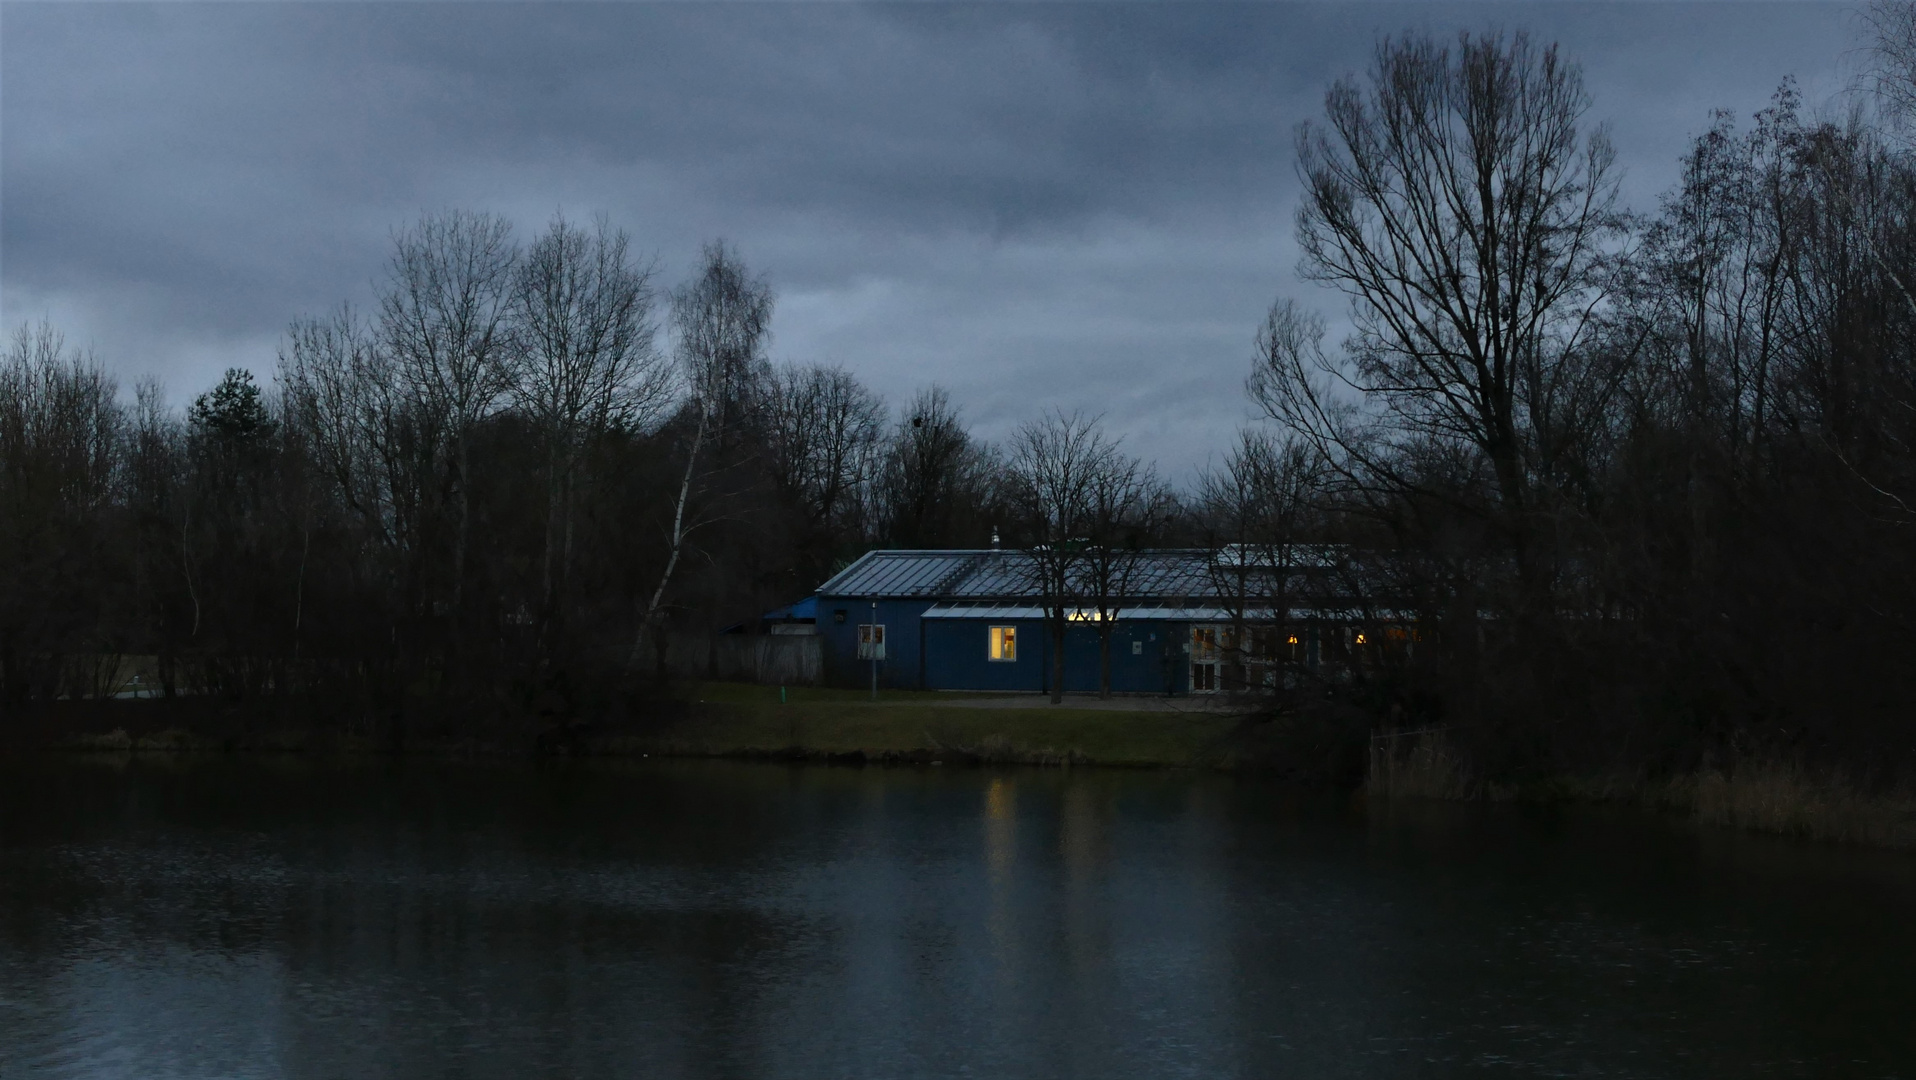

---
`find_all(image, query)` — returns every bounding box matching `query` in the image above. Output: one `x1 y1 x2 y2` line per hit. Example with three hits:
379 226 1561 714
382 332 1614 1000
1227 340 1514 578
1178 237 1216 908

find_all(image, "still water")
1 756 1913 1079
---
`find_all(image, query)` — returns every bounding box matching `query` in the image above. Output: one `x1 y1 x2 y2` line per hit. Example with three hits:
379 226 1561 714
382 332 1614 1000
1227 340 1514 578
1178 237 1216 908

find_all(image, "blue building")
809 548 1369 695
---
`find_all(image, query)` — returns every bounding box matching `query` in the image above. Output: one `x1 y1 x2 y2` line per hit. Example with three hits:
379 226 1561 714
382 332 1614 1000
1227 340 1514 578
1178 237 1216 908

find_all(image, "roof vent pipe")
991 526 1000 549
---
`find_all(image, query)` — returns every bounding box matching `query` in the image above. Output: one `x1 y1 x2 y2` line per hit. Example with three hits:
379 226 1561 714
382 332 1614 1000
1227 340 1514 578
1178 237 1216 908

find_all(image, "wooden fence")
660 633 822 686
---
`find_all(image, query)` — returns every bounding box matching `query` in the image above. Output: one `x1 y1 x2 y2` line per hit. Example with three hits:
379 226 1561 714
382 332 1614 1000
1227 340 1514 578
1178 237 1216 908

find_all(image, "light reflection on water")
1 755 1913 1078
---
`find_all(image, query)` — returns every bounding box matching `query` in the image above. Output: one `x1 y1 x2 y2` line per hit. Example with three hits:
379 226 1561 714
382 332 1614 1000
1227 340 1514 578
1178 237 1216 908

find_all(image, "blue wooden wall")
922 619 1045 692
922 618 1189 694
816 598 931 690
815 593 1198 694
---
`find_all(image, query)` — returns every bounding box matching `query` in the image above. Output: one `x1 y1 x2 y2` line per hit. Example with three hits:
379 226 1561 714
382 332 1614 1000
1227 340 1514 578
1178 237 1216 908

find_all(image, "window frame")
988 624 1018 662
857 623 887 660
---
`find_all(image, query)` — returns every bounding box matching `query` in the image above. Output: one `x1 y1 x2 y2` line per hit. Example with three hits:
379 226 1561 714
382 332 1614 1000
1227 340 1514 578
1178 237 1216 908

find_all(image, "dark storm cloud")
0 2 1857 474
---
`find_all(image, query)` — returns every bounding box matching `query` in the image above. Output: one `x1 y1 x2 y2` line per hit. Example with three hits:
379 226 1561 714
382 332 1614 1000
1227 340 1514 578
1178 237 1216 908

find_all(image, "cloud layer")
1 2 1858 475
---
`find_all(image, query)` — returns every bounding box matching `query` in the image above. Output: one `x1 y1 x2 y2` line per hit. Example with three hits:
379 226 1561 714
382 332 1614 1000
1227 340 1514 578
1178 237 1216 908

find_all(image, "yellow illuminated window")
989 625 1017 662
1191 626 1218 661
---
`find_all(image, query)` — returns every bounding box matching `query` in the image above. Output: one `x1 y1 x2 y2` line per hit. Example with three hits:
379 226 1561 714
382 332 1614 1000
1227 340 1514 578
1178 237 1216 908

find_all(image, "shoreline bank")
1369 737 1916 851
16 689 1915 851
3 684 1296 771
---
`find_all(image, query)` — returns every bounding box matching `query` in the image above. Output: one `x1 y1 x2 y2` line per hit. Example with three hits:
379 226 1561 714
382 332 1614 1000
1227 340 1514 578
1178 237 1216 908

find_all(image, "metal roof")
923 603 1303 621
762 596 817 621
815 550 998 599
921 602 1416 622
817 548 1357 603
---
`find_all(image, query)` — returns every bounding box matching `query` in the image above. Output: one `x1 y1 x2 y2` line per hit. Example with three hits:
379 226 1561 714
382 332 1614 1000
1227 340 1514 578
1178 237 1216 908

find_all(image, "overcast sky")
1 2 1861 478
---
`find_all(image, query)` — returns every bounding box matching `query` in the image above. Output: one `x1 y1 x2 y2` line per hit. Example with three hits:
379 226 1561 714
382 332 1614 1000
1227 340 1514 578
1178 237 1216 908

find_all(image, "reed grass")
1365 733 1475 801
1367 735 1916 849
1674 762 1916 848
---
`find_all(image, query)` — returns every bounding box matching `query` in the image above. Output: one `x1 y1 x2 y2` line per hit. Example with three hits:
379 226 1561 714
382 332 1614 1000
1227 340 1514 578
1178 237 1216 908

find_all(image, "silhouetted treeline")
0 224 1014 722
1238 25 1916 784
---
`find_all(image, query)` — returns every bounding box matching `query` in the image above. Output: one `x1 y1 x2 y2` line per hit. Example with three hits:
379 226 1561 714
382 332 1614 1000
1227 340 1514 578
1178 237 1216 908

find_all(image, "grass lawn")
621 682 1247 767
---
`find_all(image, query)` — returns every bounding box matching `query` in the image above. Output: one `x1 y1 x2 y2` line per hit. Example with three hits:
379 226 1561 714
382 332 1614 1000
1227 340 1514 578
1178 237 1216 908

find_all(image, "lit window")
989 625 1017 662
1191 626 1218 661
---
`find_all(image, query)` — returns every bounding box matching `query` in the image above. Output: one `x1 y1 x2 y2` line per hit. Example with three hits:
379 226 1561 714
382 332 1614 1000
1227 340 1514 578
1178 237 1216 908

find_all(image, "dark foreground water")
1 757 1914 1079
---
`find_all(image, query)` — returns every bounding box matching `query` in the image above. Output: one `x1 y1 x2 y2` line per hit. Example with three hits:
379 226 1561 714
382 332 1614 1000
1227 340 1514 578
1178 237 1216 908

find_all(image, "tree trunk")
1098 625 1112 698
1049 611 1066 705
453 430 472 617
292 526 310 664
629 407 707 672
540 449 559 641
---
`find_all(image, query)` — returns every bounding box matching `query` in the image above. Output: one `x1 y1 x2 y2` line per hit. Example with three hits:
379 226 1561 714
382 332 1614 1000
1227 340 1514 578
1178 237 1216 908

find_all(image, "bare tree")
1079 443 1169 698
761 363 885 584
1280 30 1627 606
0 321 124 703
379 210 519 618
876 386 999 548
126 377 185 695
630 241 774 672
280 301 447 659
1008 410 1113 704
1867 0 1916 128
513 214 667 642
282 307 399 547
1196 429 1325 686
674 241 774 445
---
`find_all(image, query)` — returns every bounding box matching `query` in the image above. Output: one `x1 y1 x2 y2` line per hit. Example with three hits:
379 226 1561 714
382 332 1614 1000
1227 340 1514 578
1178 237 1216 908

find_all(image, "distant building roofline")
815 546 1359 603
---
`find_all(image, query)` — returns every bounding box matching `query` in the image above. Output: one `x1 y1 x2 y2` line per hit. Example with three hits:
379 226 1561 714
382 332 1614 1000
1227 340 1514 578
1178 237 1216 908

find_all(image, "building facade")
809 548 1372 694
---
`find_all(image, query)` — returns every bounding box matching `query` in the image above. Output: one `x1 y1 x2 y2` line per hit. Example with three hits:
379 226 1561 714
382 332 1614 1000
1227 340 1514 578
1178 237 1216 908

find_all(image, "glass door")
1190 625 1219 693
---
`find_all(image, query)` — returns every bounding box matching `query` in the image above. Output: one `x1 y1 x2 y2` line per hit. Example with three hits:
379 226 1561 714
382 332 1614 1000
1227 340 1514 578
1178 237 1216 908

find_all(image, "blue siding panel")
817 598 931 689
1055 622 1187 694
1068 622 1187 694
923 619 1047 692
916 618 1193 695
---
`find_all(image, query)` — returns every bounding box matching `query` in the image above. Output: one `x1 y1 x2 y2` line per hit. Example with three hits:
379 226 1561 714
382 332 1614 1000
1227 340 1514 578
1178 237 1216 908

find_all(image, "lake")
1 756 1912 1078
